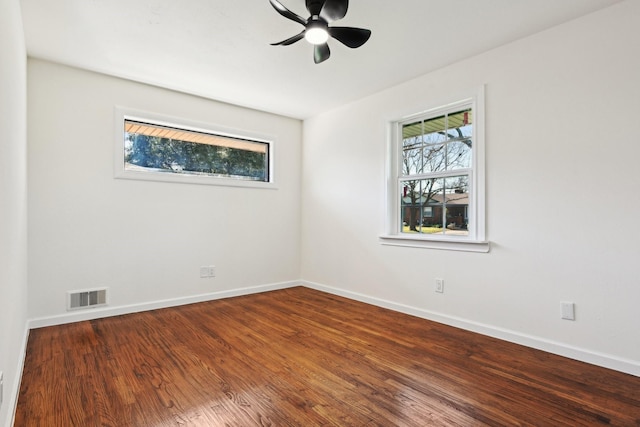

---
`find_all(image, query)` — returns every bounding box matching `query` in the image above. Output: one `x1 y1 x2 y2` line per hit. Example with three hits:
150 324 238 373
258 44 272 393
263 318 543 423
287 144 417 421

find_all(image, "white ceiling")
20 0 622 119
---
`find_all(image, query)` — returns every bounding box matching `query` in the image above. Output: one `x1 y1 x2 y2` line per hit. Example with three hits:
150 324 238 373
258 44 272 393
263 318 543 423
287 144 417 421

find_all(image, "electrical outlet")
200 265 216 278
561 302 575 320
0 370 4 407
435 278 444 293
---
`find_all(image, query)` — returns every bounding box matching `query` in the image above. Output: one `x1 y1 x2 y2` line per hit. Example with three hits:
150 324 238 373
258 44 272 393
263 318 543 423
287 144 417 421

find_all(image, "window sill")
379 234 490 253
115 169 277 189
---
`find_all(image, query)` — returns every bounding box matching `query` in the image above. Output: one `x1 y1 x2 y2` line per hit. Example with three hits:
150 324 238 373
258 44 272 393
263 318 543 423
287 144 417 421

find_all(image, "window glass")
397 104 476 238
124 120 270 182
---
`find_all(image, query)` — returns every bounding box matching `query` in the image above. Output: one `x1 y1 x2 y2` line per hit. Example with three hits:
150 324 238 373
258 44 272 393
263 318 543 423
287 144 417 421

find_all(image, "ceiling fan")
269 0 371 64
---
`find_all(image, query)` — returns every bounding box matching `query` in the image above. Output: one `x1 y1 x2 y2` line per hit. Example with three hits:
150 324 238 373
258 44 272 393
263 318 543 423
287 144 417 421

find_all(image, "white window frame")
114 107 276 189
380 86 488 252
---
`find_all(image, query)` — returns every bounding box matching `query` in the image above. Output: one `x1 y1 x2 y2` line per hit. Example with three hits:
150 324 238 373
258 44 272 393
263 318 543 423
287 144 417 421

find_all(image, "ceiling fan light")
305 27 329 45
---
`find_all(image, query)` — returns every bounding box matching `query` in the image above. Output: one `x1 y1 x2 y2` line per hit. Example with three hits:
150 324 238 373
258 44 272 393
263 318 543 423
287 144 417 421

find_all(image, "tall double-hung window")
382 88 487 252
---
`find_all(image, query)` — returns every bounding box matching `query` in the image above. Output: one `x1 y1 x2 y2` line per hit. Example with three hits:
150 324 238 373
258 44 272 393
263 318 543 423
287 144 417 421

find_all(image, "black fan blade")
305 0 324 16
271 31 305 46
269 0 306 26
314 43 330 64
320 0 348 22
329 26 371 48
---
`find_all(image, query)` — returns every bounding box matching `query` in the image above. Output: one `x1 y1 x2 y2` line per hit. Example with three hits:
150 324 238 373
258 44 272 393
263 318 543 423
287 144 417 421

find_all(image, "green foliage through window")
124 120 269 182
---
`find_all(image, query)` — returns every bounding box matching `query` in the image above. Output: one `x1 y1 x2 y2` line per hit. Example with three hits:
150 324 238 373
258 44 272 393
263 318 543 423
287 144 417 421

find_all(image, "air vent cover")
67 288 108 311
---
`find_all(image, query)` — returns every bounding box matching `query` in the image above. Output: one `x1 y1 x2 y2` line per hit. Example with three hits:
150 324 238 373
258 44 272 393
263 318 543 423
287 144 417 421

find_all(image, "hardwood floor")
15 287 640 426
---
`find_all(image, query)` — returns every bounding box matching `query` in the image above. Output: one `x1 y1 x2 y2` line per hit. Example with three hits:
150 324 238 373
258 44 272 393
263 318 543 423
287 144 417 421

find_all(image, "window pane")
400 180 421 232
421 115 448 145
447 109 472 140
443 176 469 235
401 178 445 234
422 144 446 174
425 179 445 235
402 148 423 176
124 120 269 182
446 140 472 170
402 120 423 140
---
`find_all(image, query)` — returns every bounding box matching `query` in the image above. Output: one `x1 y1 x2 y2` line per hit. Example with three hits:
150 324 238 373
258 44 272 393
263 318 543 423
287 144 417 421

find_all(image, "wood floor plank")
15 287 640 426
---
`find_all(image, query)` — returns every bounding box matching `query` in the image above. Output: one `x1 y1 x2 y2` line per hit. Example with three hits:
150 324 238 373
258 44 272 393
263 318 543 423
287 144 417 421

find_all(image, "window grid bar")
400 168 472 181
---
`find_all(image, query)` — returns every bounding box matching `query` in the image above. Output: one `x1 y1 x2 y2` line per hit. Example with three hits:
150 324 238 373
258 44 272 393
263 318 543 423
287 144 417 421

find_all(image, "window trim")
114 106 276 189
380 86 488 252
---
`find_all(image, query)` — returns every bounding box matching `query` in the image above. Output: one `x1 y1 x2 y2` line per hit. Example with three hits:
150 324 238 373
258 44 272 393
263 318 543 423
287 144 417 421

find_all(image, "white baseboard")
22 278 640 379
4 323 30 427
301 280 640 378
29 281 300 329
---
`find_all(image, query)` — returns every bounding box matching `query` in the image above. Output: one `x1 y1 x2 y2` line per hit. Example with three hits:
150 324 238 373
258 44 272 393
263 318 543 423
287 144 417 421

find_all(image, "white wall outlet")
561 302 575 320
200 265 216 278
435 278 444 293
199 266 209 278
0 370 4 407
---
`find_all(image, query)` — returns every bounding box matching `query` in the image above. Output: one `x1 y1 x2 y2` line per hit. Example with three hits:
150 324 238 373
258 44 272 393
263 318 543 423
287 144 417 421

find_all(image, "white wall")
0 0 28 425
301 0 640 374
28 59 302 321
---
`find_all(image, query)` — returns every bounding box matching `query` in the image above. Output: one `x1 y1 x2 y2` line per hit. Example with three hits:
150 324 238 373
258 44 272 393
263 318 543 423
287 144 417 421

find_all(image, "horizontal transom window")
115 108 275 188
